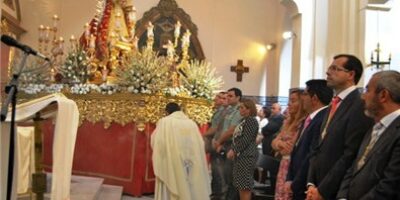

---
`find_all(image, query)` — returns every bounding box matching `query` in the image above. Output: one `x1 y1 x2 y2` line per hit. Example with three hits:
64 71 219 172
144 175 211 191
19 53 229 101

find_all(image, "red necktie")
321 96 341 139
328 96 341 121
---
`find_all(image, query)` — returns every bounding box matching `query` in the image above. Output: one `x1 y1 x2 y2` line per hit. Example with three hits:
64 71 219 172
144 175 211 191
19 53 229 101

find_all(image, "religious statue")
147 22 154 38
79 0 137 83
174 21 181 46
163 40 175 61
146 21 155 51
181 29 191 49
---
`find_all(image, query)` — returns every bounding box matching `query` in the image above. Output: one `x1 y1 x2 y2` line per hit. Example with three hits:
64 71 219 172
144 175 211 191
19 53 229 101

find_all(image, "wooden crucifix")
230 59 249 82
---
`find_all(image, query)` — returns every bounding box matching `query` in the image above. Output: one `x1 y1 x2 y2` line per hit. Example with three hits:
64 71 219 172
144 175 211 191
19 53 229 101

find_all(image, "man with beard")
306 54 374 200
337 70 400 200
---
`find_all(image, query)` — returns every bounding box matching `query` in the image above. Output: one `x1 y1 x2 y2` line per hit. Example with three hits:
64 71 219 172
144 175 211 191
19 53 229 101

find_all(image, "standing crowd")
151 54 400 200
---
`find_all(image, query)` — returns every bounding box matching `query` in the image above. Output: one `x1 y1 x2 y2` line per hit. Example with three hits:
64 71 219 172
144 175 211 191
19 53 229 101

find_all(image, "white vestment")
151 111 211 200
0 94 79 200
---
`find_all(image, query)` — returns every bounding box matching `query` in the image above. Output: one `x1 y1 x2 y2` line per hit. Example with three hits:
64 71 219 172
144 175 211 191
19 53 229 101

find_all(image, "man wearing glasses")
306 54 374 200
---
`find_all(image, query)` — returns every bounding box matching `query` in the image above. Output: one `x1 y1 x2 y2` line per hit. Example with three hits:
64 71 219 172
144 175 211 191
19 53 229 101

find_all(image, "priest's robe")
151 111 211 200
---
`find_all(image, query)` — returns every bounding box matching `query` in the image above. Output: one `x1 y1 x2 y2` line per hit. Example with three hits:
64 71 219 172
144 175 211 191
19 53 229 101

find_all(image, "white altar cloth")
0 93 79 200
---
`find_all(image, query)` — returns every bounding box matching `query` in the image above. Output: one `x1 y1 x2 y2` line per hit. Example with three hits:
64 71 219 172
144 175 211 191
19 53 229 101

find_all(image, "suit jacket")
337 116 400 200
307 89 374 200
261 114 284 155
287 108 328 200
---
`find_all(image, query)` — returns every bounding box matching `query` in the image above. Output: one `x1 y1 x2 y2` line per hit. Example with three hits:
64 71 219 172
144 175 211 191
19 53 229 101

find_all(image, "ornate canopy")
135 0 205 60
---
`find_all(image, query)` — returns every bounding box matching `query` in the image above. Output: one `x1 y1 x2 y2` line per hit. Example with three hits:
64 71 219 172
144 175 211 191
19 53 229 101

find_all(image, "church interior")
1 0 399 199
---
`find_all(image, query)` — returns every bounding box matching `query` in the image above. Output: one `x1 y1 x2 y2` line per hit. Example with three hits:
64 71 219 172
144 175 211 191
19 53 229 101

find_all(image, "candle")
53 14 59 28
38 25 45 41
59 37 64 54
70 35 76 41
70 35 76 49
45 26 51 42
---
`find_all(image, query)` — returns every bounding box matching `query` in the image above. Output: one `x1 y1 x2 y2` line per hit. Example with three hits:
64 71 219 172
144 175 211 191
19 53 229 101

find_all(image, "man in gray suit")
306 54 374 200
337 70 400 200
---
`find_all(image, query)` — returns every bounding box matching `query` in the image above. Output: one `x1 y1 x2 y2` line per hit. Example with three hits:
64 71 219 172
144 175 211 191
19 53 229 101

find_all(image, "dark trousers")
210 150 226 199
222 145 239 200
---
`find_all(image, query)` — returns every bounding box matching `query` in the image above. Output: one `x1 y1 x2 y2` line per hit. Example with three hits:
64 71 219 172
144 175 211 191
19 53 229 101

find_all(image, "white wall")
17 0 286 96
364 0 400 85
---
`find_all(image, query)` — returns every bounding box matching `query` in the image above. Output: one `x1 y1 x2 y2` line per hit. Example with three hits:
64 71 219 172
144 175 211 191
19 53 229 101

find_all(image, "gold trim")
20 92 213 129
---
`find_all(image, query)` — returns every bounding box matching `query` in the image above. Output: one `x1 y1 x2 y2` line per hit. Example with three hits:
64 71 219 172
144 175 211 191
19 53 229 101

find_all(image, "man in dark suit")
306 54 374 200
285 79 333 200
261 103 284 156
337 70 400 200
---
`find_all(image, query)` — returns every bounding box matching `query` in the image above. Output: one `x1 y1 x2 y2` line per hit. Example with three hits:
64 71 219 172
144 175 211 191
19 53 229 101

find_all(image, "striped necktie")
356 122 384 170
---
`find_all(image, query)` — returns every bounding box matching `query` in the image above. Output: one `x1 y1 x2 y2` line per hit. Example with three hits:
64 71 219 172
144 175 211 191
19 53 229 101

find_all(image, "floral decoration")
182 60 223 100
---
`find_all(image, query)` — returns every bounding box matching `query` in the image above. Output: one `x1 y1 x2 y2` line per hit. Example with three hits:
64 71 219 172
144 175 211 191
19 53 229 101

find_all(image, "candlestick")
52 14 59 28
59 37 64 52
70 35 77 50
44 26 51 43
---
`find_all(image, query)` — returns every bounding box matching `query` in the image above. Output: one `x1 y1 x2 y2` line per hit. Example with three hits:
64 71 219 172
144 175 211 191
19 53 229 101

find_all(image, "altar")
3 0 219 197
38 93 211 196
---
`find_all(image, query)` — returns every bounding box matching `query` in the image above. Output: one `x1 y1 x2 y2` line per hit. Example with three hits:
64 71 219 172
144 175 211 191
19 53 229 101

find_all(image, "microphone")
1 35 50 62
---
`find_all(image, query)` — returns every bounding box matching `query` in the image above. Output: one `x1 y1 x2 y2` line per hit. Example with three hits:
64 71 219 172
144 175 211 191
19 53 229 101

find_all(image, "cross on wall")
230 59 249 82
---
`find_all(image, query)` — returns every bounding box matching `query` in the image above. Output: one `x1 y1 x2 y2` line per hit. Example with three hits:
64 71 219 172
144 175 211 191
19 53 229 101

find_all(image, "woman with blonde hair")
272 89 307 200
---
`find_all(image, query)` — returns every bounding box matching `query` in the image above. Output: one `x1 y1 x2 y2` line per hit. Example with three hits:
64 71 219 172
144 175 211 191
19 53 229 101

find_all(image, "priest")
151 102 211 200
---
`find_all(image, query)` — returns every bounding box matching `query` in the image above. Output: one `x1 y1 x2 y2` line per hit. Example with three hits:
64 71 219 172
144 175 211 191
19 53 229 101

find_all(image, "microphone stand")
0 51 29 200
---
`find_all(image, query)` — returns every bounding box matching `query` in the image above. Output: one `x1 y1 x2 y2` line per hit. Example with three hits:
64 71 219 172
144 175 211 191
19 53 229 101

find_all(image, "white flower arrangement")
60 48 90 84
16 47 222 101
162 86 190 97
95 83 120 95
70 84 93 94
45 84 64 93
182 60 223 100
114 51 170 94
20 84 46 94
